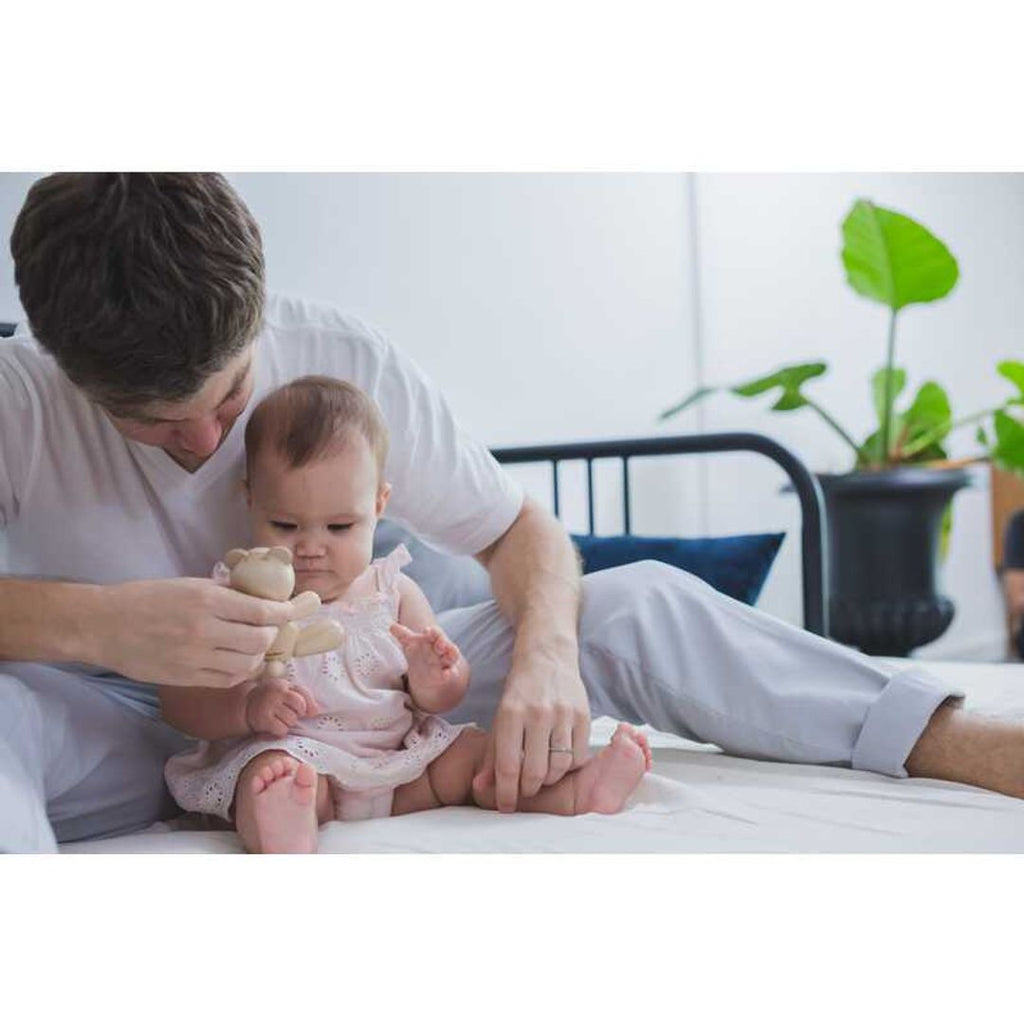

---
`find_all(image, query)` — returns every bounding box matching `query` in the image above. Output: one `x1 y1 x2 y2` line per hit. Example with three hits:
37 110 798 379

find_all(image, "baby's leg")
392 723 652 816
233 750 333 854
472 723 652 815
392 728 490 814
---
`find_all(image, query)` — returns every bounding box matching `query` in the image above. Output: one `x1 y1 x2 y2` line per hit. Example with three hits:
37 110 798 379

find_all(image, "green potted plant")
661 199 1024 655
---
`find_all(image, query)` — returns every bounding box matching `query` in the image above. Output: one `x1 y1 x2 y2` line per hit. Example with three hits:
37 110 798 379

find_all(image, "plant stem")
803 398 863 457
881 307 898 464
900 404 1006 459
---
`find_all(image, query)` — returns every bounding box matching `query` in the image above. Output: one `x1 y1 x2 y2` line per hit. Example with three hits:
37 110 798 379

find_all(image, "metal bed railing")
492 433 829 636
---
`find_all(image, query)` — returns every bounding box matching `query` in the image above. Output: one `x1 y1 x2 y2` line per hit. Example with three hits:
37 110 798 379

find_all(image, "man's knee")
0 672 48 760
580 559 706 633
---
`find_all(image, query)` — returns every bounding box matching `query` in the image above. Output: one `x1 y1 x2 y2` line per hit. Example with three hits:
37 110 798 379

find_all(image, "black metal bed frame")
492 433 829 636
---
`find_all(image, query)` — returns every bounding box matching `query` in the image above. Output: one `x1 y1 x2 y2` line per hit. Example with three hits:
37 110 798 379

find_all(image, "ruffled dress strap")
372 543 412 596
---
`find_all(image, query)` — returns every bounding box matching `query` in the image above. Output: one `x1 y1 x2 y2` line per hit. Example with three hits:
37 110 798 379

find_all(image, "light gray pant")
0 561 961 852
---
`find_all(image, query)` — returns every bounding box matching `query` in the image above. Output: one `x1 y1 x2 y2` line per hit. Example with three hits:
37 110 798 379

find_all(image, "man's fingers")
389 622 416 643
521 721 552 798
493 713 525 812
207 618 280 658
544 724 575 787
216 588 297 627
189 668 246 690
201 647 266 682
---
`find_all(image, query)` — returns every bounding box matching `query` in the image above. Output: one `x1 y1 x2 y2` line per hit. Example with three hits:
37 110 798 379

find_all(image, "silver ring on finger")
548 746 573 756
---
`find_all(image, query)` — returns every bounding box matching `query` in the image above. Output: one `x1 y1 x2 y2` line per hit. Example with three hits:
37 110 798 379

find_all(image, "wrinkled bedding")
62 660 1024 853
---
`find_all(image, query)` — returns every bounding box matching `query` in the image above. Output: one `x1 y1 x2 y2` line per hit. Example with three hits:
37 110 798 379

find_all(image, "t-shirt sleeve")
1003 509 1024 571
368 332 524 557
0 351 37 529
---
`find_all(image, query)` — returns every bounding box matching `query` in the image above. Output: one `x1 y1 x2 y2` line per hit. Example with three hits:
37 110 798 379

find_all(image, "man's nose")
176 416 223 456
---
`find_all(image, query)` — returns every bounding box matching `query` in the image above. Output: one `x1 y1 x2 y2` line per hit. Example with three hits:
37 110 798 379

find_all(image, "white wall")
2 172 1021 659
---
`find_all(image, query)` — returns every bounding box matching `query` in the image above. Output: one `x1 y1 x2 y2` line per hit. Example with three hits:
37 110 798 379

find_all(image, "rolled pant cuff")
851 667 964 778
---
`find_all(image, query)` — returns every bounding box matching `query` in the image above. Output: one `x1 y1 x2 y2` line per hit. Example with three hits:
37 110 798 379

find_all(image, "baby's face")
247 436 389 603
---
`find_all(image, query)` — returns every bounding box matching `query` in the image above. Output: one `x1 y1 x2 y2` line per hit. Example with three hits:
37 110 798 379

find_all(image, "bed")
60 433 1024 853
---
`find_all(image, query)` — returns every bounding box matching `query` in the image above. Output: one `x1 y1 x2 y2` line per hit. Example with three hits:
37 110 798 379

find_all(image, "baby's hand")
245 677 320 738
390 623 463 692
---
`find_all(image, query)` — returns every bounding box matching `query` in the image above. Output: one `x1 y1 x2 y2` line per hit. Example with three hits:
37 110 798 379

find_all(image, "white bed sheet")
62 659 1024 854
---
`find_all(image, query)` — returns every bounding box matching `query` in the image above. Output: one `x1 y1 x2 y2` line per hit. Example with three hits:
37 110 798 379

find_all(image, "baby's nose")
295 533 326 555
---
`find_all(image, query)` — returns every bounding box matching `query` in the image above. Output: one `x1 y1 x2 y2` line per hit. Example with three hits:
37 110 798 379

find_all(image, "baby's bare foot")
250 757 319 853
573 723 652 815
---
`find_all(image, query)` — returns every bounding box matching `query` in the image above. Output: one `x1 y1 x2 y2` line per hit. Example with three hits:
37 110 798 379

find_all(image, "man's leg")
0 672 56 852
0 662 189 851
439 562 1021 791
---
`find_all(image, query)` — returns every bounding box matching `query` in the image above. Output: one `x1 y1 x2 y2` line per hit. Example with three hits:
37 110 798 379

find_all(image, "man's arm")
0 579 108 663
473 496 589 811
0 576 295 688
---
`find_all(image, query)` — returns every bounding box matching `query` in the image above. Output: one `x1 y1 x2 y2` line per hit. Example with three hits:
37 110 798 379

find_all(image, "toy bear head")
223 547 296 602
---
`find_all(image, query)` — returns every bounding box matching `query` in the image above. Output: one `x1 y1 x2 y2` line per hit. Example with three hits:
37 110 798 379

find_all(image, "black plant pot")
817 467 970 657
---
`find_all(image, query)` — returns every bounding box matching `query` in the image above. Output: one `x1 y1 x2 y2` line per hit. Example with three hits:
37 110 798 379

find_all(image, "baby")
162 375 652 853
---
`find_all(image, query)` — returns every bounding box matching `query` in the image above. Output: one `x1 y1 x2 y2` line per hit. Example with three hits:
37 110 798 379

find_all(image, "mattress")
61 659 1024 853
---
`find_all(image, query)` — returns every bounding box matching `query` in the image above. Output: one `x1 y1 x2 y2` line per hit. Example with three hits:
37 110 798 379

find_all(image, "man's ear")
376 481 392 517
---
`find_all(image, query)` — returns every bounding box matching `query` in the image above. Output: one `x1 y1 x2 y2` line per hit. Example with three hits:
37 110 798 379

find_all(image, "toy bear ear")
269 546 294 565
224 548 248 568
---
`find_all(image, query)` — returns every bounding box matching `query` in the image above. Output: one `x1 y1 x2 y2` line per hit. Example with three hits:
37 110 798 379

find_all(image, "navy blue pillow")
374 520 784 612
570 533 784 605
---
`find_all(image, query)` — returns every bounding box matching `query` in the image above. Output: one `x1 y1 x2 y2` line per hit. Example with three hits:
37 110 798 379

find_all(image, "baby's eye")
270 521 297 532
328 524 352 533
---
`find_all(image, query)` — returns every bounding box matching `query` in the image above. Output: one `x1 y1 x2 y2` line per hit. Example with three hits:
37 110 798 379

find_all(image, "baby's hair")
244 376 389 484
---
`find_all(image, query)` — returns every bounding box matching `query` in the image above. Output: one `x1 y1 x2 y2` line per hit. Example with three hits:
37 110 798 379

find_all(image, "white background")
2 171 1021 659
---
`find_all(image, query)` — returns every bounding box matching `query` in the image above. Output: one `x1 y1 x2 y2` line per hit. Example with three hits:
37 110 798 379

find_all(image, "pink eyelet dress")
164 545 465 822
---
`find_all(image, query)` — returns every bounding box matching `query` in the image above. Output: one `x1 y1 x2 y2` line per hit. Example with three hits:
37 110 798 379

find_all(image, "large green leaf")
991 409 1024 473
998 360 1024 400
731 362 827 411
903 381 952 439
841 199 959 311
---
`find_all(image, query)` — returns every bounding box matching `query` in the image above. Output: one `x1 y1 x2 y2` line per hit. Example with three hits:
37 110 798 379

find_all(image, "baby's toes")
252 762 277 794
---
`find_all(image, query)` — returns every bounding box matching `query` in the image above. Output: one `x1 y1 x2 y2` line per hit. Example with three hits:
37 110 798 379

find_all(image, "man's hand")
245 677 320 737
94 578 298 688
472 640 590 812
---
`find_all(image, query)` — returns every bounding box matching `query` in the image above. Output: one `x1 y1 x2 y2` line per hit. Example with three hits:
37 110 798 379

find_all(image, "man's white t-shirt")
0 294 523 588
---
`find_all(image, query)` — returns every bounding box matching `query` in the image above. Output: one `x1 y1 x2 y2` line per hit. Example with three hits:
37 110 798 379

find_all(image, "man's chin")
164 442 225 472
168 452 207 472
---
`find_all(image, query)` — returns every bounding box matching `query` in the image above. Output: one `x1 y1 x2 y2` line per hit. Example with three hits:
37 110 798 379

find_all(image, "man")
1 173 1021 853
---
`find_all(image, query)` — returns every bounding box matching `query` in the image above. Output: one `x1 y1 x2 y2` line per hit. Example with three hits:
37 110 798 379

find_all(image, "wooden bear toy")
223 547 345 678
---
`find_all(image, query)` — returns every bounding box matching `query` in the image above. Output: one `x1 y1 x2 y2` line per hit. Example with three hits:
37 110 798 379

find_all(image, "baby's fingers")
290 685 320 717
281 689 307 716
390 622 418 645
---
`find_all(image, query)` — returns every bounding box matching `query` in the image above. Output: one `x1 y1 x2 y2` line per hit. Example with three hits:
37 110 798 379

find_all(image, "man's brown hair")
10 172 265 412
245 376 390 485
